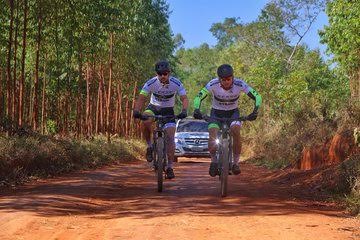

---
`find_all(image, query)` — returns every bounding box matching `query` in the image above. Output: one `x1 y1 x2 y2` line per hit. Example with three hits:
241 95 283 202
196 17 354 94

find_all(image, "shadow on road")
0 160 344 219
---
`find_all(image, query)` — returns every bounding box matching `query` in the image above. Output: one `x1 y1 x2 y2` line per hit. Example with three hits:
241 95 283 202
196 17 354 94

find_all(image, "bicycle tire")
220 139 230 197
156 137 164 192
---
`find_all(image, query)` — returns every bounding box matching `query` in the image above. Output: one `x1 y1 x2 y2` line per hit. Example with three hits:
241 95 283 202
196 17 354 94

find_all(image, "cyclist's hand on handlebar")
176 109 187 119
247 110 258 121
133 110 142 119
193 109 203 119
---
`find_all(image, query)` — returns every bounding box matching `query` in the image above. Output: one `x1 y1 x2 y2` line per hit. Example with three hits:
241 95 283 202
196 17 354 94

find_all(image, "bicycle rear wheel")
155 137 164 192
220 139 230 197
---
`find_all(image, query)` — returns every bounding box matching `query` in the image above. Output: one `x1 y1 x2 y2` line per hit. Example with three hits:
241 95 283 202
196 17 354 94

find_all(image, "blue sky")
168 0 328 55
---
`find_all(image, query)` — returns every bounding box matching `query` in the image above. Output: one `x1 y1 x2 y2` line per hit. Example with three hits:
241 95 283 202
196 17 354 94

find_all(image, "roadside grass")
246 156 289 170
339 154 360 216
0 134 145 187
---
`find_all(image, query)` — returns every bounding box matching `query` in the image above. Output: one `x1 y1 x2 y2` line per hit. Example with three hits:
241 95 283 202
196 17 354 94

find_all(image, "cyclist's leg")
208 126 219 160
208 108 220 177
208 108 221 159
229 108 242 174
230 122 242 174
164 125 176 168
230 124 242 162
142 105 156 161
162 107 176 179
208 126 220 177
164 125 176 179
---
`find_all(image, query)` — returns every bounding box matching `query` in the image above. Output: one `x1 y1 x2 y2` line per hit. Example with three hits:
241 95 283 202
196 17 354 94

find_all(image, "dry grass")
0 134 145 187
340 154 360 216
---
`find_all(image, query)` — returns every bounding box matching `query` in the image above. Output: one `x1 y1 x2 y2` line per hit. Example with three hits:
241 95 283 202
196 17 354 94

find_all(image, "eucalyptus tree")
320 0 360 102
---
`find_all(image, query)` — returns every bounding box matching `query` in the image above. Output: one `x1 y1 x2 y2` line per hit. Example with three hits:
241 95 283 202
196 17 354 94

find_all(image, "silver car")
174 118 210 162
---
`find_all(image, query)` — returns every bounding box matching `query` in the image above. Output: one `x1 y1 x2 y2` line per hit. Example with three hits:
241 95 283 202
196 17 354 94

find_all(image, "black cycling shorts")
208 108 241 129
144 104 176 125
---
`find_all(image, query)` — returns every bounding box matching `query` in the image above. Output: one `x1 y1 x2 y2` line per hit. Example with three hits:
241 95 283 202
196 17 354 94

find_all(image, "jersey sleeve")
237 79 262 109
140 78 156 96
177 81 187 96
193 87 210 109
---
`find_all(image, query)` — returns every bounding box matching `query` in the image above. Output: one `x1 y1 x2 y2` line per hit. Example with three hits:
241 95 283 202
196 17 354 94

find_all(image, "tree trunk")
0 67 3 119
12 0 20 124
19 0 28 127
63 93 69 136
41 54 47 134
76 51 83 138
85 63 91 137
6 0 14 123
95 66 101 134
106 33 113 142
32 8 42 131
118 82 124 136
125 83 130 137
29 80 33 126
130 81 137 136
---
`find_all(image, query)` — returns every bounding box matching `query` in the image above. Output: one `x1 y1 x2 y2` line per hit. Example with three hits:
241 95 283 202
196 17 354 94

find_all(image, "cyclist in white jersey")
193 64 262 176
133 60 189 179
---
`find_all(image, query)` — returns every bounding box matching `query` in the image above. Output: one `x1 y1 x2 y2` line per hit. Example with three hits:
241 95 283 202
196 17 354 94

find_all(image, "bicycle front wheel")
155 137 165 192
220 139 230 197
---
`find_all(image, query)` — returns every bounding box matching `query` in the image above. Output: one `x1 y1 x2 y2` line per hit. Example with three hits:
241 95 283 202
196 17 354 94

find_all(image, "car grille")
184 138 208 145
183 147 209 152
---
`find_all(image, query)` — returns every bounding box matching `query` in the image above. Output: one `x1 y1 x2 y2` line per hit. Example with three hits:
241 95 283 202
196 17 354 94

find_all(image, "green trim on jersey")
249 88 262 108
208 123 220 129
140 89 149 96
194 87 210 109
144 109 155 115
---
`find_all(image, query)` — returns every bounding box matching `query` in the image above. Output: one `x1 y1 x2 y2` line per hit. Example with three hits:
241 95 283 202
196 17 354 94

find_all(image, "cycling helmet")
155 60 170 73
217 64 234 78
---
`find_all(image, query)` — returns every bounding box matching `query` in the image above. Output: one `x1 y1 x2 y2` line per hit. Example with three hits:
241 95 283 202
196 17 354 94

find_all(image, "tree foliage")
320 0 360 101
0 0 175 136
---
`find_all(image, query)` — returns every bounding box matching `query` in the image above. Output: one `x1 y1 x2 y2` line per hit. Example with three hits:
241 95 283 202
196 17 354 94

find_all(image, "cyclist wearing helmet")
193 64 261 176
133 60 189 179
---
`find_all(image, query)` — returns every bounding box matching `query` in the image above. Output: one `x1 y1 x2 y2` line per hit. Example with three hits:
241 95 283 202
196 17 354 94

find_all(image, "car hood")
175 132 209 139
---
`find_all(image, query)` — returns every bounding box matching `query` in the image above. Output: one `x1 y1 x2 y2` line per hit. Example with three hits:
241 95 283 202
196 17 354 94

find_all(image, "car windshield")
177 121 208 133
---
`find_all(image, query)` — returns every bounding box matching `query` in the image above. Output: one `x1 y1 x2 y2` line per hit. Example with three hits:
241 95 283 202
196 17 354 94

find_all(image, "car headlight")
215 139 220 145
175 138 183 144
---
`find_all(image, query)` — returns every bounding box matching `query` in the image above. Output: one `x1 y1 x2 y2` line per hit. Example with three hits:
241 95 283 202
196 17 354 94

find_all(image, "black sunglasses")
157 71 169 76
220 76 233 82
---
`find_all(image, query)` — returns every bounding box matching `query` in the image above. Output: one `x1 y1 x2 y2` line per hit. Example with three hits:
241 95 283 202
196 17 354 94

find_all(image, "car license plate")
191 147 203 152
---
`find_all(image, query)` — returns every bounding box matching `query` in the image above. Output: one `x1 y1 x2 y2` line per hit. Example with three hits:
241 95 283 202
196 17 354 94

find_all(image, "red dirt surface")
0 159 359 240
299 130 358 170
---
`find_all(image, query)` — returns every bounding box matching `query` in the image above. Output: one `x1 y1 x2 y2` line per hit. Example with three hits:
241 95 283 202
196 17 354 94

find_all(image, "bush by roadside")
0 134 145 187
339 154 360 216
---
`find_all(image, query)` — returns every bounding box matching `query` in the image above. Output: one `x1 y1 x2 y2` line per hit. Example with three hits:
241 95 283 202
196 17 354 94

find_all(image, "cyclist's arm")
180 95 189 111
194 87 210 110
134 89 149 112
247 87 262 112
177 81 189 111
134 93 147 112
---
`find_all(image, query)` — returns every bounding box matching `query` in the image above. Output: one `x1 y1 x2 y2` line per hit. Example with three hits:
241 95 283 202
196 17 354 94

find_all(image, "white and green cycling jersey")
194 78 262 111
140 76 186 108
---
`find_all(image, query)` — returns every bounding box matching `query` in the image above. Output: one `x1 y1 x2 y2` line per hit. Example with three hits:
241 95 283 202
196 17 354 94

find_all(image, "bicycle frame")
140 114 175 192
204 115 247 197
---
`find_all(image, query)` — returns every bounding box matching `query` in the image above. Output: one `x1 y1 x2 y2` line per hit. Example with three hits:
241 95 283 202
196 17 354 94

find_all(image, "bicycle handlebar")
137 114 177 121
202 115 248 123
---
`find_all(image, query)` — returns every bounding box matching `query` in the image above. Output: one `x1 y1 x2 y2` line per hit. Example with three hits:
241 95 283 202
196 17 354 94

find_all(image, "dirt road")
0 159 359 240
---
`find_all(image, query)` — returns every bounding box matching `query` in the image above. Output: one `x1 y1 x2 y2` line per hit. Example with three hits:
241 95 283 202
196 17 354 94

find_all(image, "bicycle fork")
153 130 167 172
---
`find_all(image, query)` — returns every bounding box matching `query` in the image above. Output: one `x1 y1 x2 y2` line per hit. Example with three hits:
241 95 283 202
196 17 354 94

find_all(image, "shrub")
0 135 145 187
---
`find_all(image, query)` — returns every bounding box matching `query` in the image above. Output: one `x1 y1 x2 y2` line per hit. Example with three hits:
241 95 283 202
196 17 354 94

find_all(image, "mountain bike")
203 115 248 197
139 114 176 192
